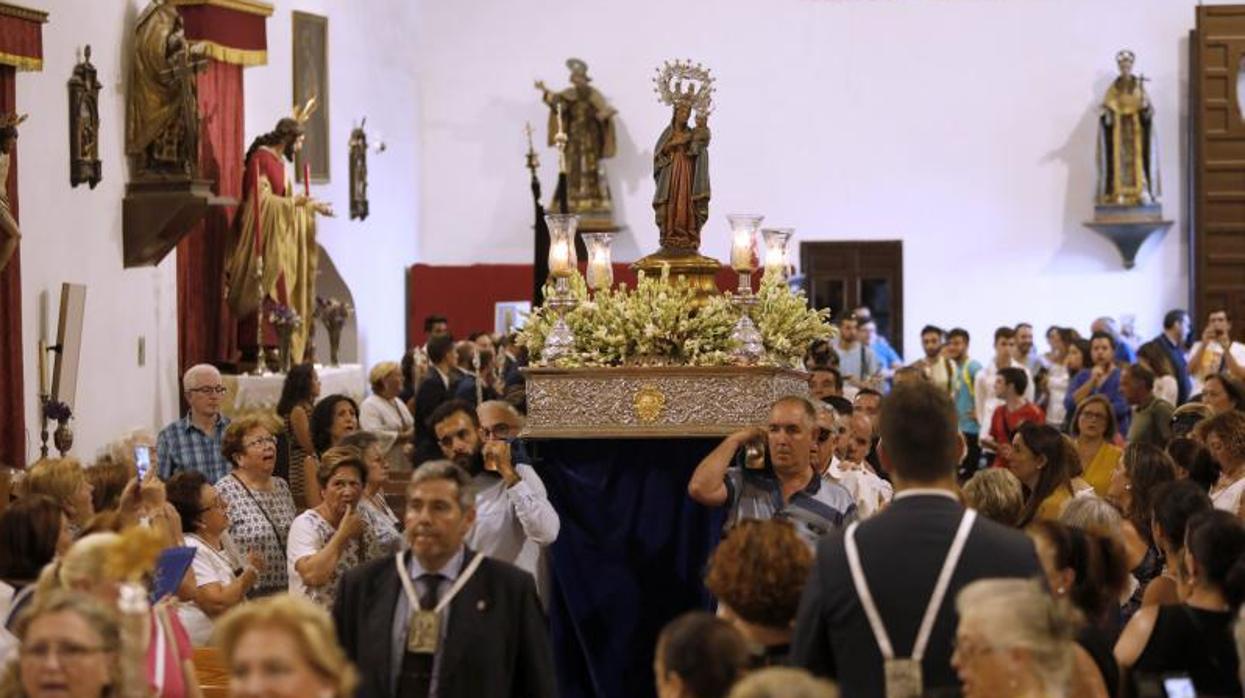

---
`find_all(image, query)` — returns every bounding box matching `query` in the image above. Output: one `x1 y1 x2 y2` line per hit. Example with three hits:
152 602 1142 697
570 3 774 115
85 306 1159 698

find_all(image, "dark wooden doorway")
1192 6 1245 335
800 241 904 356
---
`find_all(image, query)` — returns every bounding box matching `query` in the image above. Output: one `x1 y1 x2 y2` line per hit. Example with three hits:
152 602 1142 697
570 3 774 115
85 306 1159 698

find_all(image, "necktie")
398 573 443 698
419 573 443 609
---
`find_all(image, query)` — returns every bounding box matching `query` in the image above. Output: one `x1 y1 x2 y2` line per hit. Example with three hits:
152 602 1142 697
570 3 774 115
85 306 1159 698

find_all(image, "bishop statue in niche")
1097 50 1160 207
126 0 207 179
349 120 368 221
535 58 618 228
69 45 102 189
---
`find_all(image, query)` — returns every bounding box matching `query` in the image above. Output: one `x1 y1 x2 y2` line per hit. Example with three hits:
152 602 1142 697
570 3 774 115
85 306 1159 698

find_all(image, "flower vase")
53 420 73 456
327 323 343 367
276 325 294 373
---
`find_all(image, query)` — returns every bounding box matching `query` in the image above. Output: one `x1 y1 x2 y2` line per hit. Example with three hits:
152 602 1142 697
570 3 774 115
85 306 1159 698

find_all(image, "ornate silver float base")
521 366 810 439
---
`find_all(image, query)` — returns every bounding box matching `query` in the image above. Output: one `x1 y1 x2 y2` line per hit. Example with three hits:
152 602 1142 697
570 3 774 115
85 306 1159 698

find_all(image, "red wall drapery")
173 2 267 375
405 263 742 348
0 66 23 468
177 61 243 374
0 13 41 70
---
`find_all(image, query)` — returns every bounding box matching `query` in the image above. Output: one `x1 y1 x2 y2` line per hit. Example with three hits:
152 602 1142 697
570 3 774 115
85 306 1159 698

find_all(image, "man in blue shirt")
945 328 982 480
157 364 232 482
860 319 902 376
1066 332 1131 437
1093 316 1137 364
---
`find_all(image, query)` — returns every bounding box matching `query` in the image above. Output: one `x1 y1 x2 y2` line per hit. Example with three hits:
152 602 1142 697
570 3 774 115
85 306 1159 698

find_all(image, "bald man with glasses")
157 363 233 482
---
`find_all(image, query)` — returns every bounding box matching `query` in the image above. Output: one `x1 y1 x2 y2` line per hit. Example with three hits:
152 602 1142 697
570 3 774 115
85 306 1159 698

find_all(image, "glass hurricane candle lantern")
543 213 580 362
582 232 616 291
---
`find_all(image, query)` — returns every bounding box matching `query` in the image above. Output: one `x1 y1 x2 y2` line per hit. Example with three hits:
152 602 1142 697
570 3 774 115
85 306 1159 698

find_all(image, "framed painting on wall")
292 10 328 182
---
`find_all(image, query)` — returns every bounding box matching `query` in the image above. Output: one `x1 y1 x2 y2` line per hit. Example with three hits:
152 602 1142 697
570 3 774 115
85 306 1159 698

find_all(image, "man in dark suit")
412 334 458 466
333 460 555 698
791 381 1042 697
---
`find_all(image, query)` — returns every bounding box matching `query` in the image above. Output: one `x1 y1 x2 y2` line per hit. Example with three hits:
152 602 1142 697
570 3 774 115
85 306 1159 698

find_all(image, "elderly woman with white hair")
359 361 414 469
951 578 1089 698
156 363 232 483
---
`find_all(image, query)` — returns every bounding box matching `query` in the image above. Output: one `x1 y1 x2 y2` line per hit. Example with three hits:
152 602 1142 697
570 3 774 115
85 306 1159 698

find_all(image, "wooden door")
1193 7 1245 334
800 241 904 356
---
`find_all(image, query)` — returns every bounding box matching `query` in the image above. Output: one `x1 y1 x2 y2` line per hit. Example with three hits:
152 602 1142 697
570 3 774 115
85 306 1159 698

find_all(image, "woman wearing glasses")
215 415 297 597
1071 395 1123 497
167 470 264 646
0 590 119 698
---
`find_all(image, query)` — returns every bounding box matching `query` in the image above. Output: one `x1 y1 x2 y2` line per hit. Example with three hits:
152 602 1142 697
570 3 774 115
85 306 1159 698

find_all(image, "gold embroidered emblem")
633 386 666 423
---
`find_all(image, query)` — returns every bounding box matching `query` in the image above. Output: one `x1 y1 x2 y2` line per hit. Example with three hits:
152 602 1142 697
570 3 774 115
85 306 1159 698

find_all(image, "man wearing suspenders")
791 382 1042 698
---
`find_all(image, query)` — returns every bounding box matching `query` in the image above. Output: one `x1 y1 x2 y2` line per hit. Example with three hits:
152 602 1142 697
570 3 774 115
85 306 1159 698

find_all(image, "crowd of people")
0 306 1243 698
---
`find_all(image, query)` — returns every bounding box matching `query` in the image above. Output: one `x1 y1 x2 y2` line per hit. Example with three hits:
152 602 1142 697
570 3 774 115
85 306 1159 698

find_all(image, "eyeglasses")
1080 411 1109 422
243 436 277 449
481 424 514 441
187 386 227 395
20 642 106 664
814 428 833 444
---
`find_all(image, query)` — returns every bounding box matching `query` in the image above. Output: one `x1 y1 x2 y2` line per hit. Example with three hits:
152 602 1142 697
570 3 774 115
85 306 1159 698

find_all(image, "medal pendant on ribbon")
882 658 922 698
406 610 440 654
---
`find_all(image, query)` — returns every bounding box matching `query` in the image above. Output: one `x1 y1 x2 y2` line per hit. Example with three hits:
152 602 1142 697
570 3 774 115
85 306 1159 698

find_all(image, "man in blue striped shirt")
157 364 232 482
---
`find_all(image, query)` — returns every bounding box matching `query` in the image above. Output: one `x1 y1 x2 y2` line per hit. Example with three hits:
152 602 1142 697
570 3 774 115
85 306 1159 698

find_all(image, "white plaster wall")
414 0 1214 359
17 0 419 463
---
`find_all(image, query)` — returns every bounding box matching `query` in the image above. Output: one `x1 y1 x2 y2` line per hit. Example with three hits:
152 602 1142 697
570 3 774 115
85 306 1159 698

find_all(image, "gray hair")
102 428 156 466
408 460 474 511
478 400 524 427
728 668 838 698
962 469 1025 527
182 363 221 391
1060 495 1124 539
813 401 837 419
771 395 816 425
955 579 1081 695
338 430 382 453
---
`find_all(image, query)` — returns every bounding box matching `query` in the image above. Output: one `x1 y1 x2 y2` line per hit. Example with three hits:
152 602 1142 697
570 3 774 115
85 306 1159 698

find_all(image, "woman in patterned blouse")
215 414 297 596
286 447 370 607
339 430 405 559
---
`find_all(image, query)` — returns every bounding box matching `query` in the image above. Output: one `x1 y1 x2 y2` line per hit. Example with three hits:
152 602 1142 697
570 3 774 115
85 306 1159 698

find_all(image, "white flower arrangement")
520 266 834 368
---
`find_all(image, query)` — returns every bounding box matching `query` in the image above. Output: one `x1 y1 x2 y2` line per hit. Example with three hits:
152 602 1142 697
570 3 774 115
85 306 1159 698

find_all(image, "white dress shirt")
466 464 559 603
360 394 414 452
826 458 893 519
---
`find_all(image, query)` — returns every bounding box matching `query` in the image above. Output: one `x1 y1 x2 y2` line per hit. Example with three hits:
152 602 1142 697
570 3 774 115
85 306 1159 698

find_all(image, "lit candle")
764 245 784 272
549 240 572 277
727 214 763 273
588 252 611 290
582 232 615 290
731 230 754 272
761 227 793 276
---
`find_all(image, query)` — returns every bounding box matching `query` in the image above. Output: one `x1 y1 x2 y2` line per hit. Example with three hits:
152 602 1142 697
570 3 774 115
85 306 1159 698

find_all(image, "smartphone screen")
1163 676 1195 698
135 445 151 480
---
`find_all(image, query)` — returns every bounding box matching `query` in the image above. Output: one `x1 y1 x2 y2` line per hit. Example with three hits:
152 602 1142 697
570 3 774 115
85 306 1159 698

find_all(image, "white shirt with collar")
432 366 452 390
467 464 560 603
390 546 466 696
826 458 893 519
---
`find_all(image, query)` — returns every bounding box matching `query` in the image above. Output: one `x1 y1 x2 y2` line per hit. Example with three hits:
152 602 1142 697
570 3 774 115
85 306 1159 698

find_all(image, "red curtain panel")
177 60 243 374
0 65 23 468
